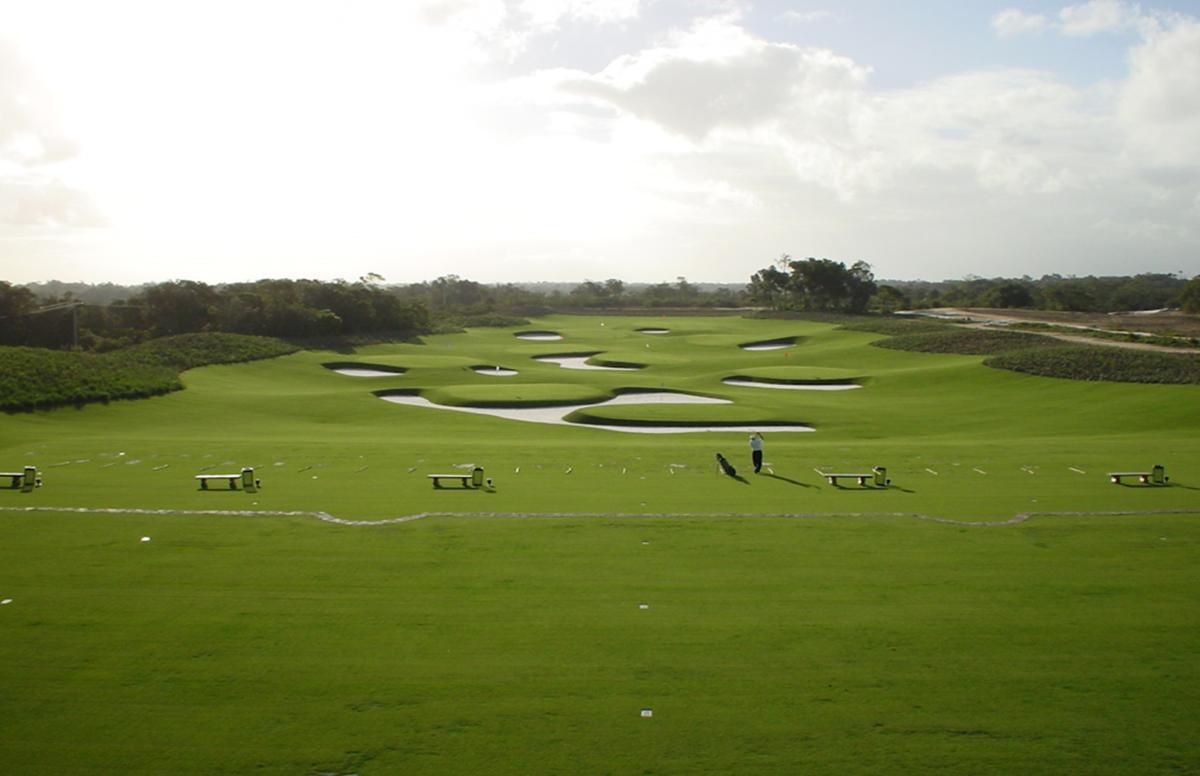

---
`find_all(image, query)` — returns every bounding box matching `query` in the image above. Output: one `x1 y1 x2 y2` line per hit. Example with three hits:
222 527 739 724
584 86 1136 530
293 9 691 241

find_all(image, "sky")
1 0 1198 285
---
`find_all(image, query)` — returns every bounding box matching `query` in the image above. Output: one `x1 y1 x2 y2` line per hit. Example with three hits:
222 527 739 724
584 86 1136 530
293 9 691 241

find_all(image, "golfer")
749 432 764 474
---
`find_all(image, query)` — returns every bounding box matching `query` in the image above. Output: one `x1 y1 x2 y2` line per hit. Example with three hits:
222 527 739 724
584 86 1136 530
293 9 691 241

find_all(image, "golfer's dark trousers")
752 450 763 473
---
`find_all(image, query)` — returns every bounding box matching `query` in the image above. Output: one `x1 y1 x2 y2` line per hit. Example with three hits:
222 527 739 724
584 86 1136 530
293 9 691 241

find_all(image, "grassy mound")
986 346 1200 384
0 333 296 411
726 366 862 384
874 328 1055 355
321 361 407 374
739 336 804 349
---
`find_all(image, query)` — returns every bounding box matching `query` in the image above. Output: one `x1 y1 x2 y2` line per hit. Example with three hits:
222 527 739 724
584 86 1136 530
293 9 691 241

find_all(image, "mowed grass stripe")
0 513 1197 774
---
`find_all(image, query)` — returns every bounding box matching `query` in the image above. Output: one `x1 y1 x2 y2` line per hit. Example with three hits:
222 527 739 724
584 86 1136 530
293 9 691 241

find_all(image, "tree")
983 282 1034 308
134 281 219 336
1178 276 1200 314
748 266 789 309
870 285 910 313
845 261 877 313
0 281 37 345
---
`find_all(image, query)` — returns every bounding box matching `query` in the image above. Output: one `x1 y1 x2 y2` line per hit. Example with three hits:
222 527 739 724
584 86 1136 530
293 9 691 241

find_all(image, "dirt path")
927 308 1199 353
2 504 1197 528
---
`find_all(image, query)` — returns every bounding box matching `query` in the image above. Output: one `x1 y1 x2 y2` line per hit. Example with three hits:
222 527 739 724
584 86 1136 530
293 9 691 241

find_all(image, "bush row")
985 347 1200 384
0 333 296 411
872 328 1055 355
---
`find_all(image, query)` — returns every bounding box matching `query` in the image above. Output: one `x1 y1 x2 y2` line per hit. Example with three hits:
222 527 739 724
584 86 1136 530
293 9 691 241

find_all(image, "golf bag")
716 452 737 477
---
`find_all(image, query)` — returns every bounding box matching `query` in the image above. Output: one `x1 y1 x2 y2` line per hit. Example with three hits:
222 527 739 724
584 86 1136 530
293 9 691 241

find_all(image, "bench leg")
200 479 208 489
228 479 237 489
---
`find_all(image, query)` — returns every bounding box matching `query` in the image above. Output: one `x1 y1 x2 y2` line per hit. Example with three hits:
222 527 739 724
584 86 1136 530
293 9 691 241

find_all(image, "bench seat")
428 474 473 488
1107 471 1166 485
195 474 242 490
819 472 874 486
1 472 25 487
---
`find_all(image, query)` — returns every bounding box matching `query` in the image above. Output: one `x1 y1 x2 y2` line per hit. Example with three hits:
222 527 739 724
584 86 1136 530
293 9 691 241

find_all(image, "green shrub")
986 346 1200 384
874 328 1055 355
837 317 952 336
0 333 296 411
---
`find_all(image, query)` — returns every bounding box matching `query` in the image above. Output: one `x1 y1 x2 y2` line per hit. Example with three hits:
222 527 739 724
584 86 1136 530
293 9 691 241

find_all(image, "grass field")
1 315 1198 774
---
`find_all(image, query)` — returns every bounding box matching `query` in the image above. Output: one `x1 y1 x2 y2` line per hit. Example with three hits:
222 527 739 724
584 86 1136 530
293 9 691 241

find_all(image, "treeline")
391 274 746 313
746 257 1200 314
888 273 1199 313
5 267 1199 352
1 278 429 351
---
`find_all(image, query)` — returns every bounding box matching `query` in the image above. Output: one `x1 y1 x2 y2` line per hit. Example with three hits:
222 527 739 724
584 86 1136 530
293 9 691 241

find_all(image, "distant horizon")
12 268 1194 291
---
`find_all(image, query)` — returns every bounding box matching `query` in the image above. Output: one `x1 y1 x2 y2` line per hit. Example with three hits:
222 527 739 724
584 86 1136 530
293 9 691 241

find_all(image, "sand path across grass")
3 505 1197 528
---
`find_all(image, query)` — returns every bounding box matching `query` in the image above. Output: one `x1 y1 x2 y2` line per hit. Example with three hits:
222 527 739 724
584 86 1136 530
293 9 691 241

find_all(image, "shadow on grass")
1110 482 1191 489
829 484 917 494
761 472 814 488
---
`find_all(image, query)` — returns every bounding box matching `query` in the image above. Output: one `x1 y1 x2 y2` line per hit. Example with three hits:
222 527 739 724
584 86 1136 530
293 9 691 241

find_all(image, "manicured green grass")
1 314 1198 774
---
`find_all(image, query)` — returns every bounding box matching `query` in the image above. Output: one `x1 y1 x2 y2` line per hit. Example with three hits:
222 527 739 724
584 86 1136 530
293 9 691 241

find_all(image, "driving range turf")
1 315 1197 774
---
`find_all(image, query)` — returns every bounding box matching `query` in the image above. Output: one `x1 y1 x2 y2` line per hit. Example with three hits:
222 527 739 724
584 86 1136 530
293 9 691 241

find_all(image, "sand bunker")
379 391 813 433
534 354 642 371
740 338 798 351
323 362 406 377
515 331 563 341
722 378 861 391
472 366 519 376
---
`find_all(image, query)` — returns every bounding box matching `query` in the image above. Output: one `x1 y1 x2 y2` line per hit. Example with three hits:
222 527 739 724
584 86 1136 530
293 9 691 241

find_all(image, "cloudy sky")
1 0 1198 285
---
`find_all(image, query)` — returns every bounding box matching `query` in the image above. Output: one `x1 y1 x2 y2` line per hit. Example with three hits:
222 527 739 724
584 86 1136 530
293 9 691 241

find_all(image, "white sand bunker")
740 338 797 351
535 354 641 371
473 366 519 376
324 363 406 377
380 391 813 433
335 369 398 377
515 331 563 341
723 378 861 391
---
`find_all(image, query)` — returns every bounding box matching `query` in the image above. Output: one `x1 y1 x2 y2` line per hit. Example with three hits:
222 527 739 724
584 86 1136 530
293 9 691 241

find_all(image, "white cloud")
563 16 870 142
1058 0 1141 36
519 0 642 28
0 2 1196 284
991 9 1049 37
995 1 1157 39
779 10 834 25
1118 18 1200 169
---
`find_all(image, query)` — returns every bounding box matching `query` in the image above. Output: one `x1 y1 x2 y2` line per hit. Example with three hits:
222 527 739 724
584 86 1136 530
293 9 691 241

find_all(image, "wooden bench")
1 467 38 488
196 467 257 490
428 474 472 488
195 474 242 490
819 472 873 486
429 467 484 489
817 466 890 488
1108 466 1167 485
1 472 26 488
